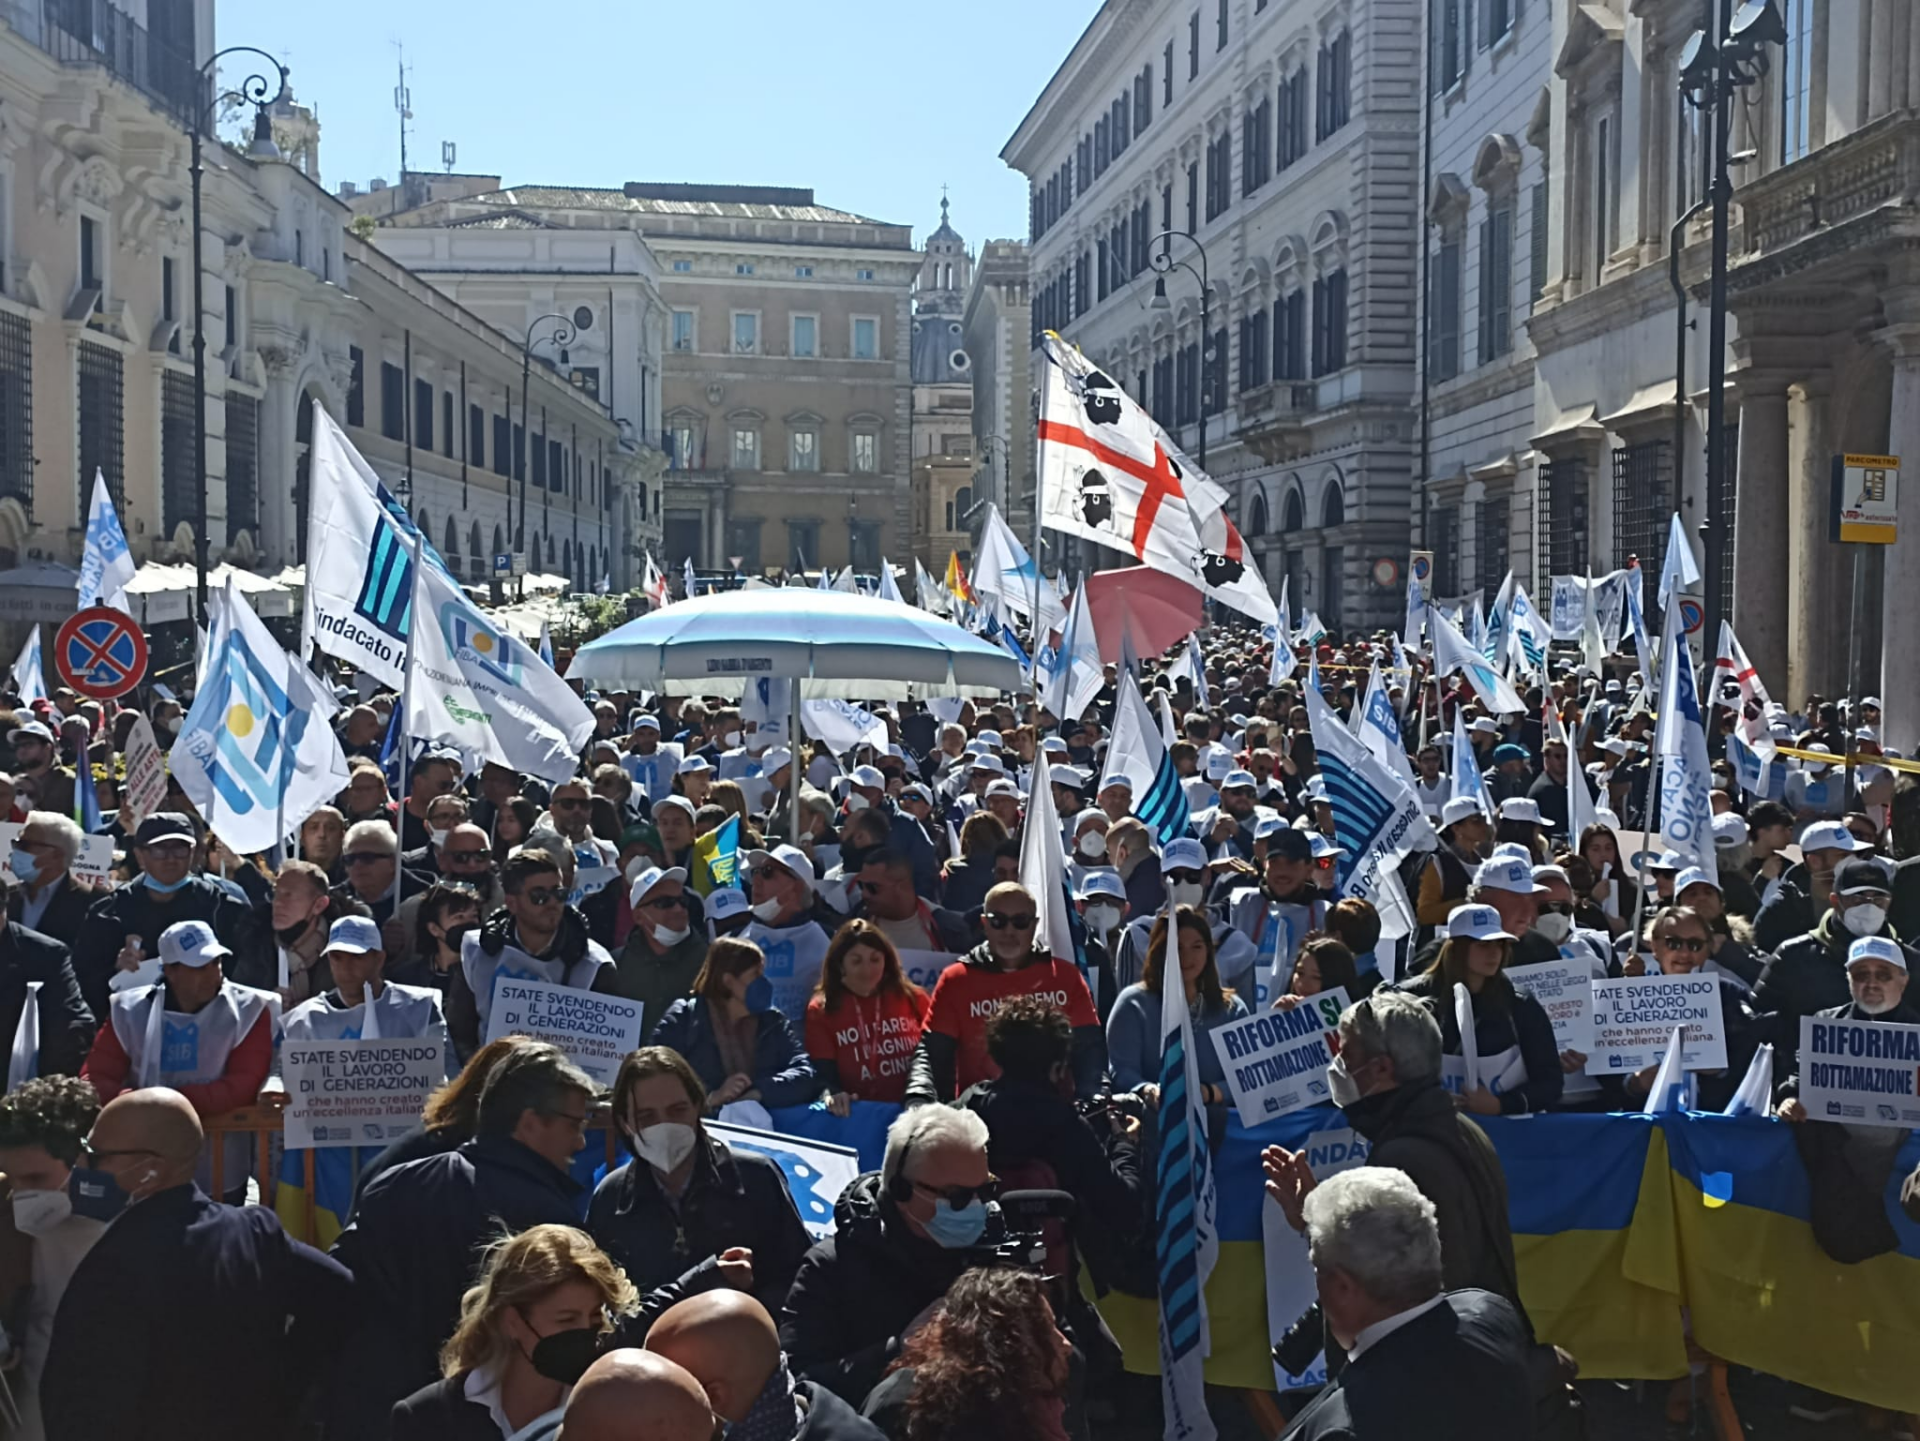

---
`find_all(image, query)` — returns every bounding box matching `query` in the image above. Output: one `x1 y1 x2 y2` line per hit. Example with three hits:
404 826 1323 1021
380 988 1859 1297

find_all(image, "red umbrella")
1082 566 1205 663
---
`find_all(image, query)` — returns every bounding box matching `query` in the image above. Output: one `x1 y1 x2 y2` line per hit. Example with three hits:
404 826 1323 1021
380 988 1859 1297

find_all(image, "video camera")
975 1188 1076 1272
1075 1090 1148 1126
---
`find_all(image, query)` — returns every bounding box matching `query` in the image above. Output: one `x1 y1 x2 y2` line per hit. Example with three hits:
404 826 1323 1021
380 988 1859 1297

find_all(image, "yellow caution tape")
1769 742 1920 775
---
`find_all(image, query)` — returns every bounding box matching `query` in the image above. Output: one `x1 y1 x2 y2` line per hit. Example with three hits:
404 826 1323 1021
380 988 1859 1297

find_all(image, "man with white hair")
1281 1167 1533 1441
7 810 92 946
780 1104 991 1406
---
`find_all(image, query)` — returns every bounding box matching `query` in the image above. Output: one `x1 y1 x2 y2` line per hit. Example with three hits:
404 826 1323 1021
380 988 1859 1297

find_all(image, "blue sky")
217 0 1094 246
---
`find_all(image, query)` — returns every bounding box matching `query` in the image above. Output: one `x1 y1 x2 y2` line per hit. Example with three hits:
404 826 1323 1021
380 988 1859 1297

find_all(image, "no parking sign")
54 606 147 699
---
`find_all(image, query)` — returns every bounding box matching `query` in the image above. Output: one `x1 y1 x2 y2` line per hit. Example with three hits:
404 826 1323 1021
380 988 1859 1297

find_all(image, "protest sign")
486 977 645 1087
282 1036 444 1149
1506 958 1597 1055
897 949 961 994
1797 1014 1920 1128
1261 1124 1372 1391
1208 987 1350 1127
71 834 113 885
118 715 167 833
1586 973 1726 1075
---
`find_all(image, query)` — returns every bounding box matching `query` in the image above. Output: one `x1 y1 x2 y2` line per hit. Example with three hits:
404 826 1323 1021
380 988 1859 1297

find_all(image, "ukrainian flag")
691 814 740 896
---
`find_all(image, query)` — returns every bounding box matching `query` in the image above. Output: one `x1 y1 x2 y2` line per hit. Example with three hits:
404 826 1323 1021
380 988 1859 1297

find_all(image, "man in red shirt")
904 882 1105 1103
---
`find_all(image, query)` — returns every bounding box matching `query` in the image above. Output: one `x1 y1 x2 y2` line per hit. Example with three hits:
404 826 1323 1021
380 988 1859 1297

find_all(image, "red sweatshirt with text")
804 988 930 1104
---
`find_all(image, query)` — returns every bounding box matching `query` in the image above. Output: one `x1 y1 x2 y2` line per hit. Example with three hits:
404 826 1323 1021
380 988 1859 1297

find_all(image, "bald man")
646 1291 885 1440
41 1089 355 1441
561 1349 716 1441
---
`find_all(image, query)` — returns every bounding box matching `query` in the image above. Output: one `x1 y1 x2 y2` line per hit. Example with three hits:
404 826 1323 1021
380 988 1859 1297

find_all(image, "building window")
1478 201 1514 364
1429 230 1463 381
1317 29 1351 139
1204 326 1228 413
225 283 237 350
670 421 697 470
726 519 763 571
1436 0 1465 91
789 428 819 472
0 312 31 515
856 268 875 281
671 259 691 272
1530 179 1550 306
735 263 755 276
1278 68 1309 168
1593 114 1618 281
732 312 759 355
1539 457 1589 582
1780 0 1814 164
1612 440 1674 594
380 361 404 441
1239 310 1270 390
1274 290 1306 380
161 257 177 353
225 392 259 543
1429 506 1459 596
1175 342 1199 426
731 426 760 470
160 371 196 534
1204 130 1231 221
850 521 880 572
492 413 510 476
469 403 485 464
1216 0 1228 49
1476 495 1509 591
852 431 878 473
1485 0 1513 46
347 347 365 427
414 376 434 451
1189 10 1200 76
787 520 820 571
78 214 101 293
1243 94 1272 194
671 310 695 351
569 366 599 401
852 317 879 360
1164 40 1175 103
441 391 454 457
1185 162 1199 232
1311 269 1348 375
792 314 817 358
795 265 813 278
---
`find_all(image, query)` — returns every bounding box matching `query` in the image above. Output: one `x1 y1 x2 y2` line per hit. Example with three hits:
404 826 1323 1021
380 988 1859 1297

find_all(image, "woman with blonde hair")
390 1223 638 1439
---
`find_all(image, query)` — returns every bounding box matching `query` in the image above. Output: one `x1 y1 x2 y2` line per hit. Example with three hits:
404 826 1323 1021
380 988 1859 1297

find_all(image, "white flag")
6 980 39 1092
1580 568 1607 676
1658 513 1702 615
1020 751 1076 971
974 504 1066 634
1484 572 1515 666
537 620 555 668
1357 660 1420 793
301 401 453 689
407 556 596 785
77 470 136 611
1721 1043 1774 1118
1431 608 1526 714
9 625 44 704
801 699 887 756
877 558 905 605
1454 982 1481 1096
1507 583 1552 676
913 559 947 615
683 554 698 600
1713 621 1774 751
1040 581 1103 724
1171 638 1209 710
1655 586 1718 886
1452 705 1493 821
175 579 351 855
1641 1027 1693 1114
831 565 859 594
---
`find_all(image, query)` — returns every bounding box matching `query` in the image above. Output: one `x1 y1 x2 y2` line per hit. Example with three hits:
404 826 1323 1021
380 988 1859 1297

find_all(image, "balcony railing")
11 0 207 130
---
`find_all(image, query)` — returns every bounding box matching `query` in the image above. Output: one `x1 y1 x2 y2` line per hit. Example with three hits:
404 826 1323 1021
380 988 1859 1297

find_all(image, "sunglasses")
1658 935 1708 953
446 849 490 863
552 798 589 811
1165 869 1206 885
751 865 792 884
984 912 1036 931
1538 902 1573 916
344 852 391 866
521 886 564 906
912 1175 1001 1209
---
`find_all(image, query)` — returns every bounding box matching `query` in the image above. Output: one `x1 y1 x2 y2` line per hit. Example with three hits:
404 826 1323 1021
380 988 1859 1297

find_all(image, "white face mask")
428 829 449 849
750 898 786 923
1077 832 1109 860
1326 1052 1361 1109
1168 881 1205 909
1084 903 1122 934
1842 903 1889 937
651 923 691 947
11 1186 71 1236
1535 911 1572 944
724 731 743 749
845 792 870 812
629 1121 698 1173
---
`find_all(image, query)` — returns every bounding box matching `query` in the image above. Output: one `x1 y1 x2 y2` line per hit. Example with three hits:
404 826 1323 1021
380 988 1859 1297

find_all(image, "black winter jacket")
1753 912 1908 1065
1395 970 1564 1114
69 873 255 1021
0 922 93 1077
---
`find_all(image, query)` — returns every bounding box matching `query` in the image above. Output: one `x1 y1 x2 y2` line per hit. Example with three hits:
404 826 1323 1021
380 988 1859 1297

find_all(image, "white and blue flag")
1432 607 1526 715
1658 512 1703 616
1154 897 1218 1441
176 579 350 855
6 980 39 1092
1172 638 1209 709
876 557 906 605
1305 679 1434 941
1451 705 1493 821
77 470 136 611
9 625 44 704
1356 660 1419 793
1103 671 1190 848
1655 584 1718 886
537 620 554 668
684 554 698 601
1484 571 1514 667
1507 583 1551 676
707 1121 860 1241
1040 580 1103 724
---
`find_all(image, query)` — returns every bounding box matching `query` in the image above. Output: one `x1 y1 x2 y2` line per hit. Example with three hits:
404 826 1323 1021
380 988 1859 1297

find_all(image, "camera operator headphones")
887 1132 919 1204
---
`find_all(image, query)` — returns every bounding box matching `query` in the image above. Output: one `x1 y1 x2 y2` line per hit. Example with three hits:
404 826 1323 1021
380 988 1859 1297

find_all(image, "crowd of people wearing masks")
0 617 1915 1441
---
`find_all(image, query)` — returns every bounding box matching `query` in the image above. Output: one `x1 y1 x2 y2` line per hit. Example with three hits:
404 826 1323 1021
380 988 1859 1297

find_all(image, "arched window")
547 535 556 568
1247 490 1270 537
563 540 573 584
1321 482 1345 529
638 482 648 516
1281 488 1305 533
444 515 459 560
493 523 505 559
469 521 484 575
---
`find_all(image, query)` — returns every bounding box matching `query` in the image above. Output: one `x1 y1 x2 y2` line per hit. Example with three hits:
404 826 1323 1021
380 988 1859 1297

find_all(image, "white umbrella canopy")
566 587 1021 699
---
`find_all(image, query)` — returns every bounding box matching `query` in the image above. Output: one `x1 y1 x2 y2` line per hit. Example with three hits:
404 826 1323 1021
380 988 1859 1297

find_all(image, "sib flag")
9 624 44 704
1451 705 1493 821
1305 680 1434 940
77 470 136 611
1039 580 1103 724
1431 608 1526 715
1102 671 1191 847
707 1120 861 1240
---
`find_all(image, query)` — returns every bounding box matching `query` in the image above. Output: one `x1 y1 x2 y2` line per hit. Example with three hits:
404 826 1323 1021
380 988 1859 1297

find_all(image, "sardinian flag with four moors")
1036 334 1277 626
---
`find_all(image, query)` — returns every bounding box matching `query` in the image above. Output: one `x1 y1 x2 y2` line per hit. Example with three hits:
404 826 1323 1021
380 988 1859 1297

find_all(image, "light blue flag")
683 555 698 600
538 620 554 668
1305 678 1435 922
1625 572 1655 692
77 470 135 610
9 625 44 704
1451 704 1493 820
1154 898 1218 1441
707 1120 861 1240
1484 572 1514 666
1658 512 1703 615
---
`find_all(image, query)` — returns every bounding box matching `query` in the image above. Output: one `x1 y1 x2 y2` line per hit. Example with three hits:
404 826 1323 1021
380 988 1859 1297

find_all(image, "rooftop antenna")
393 43 412 181
441 139 457 174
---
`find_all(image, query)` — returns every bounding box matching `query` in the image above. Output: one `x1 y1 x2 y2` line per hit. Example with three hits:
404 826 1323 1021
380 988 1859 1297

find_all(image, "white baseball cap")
1161 837 1208 873
968 754 1007 775
1497 797 1544 825
323 915 385 955
850 765 887 789
1470 717 1500 735
159 919 231 969
1446 904 1516 942
1441 796 1484 829
628 865 689 908
677 755 714 776
705 887 751 924
1801 820 1871 855
1077 871 1127 902
985 778 1020 799
1711 813 1750 848
1674 867 1719 896
1473 855 1548 895
652 795 697 819
1848 936 1908 972
745 844 816 890
760 748 793 775
1205 752 1235 781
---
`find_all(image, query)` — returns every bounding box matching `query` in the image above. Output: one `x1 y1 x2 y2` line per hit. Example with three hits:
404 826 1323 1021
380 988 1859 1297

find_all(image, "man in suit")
1282 1167 1533 1441
41 1087 355 1441
6 811 95 948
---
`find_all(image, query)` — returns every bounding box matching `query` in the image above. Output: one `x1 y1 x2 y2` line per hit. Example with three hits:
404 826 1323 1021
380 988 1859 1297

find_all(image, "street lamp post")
1679 0 1786 634
1147 229 1212 471
518 313 577 587
190 48 288 625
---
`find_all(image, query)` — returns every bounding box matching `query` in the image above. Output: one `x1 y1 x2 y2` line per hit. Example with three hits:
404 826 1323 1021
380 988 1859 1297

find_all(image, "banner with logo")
485 977 645 1087
1797 1014 1920 1128
1207 988 1350 1127
1586 974 1727 1075
281 1036 444 1149
1260 1123 1374 1390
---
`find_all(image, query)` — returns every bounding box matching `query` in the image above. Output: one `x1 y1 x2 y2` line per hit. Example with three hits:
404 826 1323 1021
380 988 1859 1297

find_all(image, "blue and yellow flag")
691 814 740 896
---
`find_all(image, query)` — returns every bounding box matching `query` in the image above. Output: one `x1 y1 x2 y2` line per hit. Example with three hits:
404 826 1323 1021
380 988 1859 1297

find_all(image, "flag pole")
790 675 803 849
393 528 426 909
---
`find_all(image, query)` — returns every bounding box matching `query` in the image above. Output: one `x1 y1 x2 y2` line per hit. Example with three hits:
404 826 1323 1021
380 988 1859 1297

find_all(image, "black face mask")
839 843 874 874
273 916 317 948
70 1166 132 1221
527 1325 603 1385
441 922 475 956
